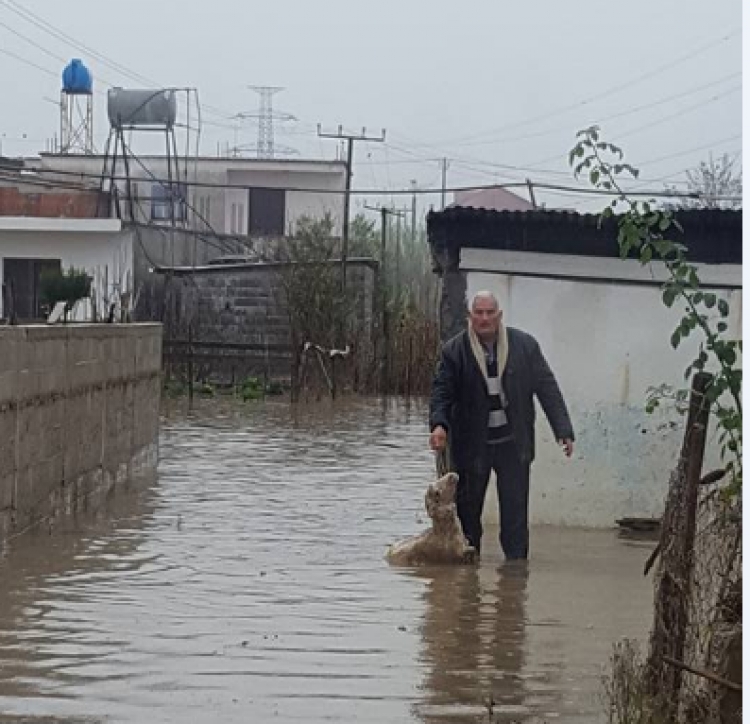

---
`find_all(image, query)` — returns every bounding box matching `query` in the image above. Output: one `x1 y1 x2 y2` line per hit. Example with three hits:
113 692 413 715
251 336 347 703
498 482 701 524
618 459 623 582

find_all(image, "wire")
402 28 741 151
0 45 60 79
0 0 237 123
639 134 743 168
441 72 743 151
527 88 742 169
19 162 742 201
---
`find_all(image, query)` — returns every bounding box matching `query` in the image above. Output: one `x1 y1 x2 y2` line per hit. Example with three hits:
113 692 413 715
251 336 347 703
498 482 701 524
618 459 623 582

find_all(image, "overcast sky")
0 0 743 213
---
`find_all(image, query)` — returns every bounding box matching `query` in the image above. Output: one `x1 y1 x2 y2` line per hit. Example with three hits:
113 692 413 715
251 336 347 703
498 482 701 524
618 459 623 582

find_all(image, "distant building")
450 185 535 212
0 177 132 322
30 154 347 240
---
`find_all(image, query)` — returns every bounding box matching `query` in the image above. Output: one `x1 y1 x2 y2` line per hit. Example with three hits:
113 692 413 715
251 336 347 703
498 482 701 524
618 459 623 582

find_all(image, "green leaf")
663 287 679 308
590 169 600 185
693 292 704 304
717 321 728 333
640 246 653 263
704 293 717 308
671 329 682 349
658 216 671 231
718 299 730 317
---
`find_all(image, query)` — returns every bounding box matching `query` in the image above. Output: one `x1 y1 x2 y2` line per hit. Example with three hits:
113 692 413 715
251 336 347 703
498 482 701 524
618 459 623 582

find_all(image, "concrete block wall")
0 323 162 542
146 261 377 384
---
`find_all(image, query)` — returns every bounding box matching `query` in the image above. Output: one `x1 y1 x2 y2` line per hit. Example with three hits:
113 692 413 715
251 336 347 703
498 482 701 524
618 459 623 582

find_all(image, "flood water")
0 397 654 723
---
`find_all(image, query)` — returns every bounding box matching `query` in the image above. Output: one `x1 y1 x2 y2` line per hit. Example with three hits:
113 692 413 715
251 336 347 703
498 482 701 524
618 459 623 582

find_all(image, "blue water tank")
62 59 93 95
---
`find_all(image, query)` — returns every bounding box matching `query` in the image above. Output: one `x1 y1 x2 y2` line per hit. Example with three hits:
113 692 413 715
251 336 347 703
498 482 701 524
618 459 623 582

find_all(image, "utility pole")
390 205 409 312
440 158 449 210
526 178 538 209
410 179 417 245
318 125 386 290
364 202 406 393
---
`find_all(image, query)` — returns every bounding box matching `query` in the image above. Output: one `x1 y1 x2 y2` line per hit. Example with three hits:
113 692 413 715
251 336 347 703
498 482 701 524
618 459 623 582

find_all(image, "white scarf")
468 322 508 385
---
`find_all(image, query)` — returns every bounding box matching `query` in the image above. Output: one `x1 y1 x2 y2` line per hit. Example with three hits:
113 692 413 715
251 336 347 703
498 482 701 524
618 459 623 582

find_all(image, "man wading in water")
428 291 574 560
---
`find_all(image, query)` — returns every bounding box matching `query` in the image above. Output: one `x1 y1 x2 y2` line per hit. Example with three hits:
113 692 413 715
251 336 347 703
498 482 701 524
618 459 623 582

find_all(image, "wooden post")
646 372 712 717
187 323 194 405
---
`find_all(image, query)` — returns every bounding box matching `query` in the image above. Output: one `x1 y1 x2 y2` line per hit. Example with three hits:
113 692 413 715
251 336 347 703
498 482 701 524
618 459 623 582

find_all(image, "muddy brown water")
0 397 654 723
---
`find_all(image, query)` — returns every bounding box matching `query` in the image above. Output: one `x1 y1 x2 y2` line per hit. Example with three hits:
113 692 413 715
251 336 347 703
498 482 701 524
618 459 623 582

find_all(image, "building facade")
0 181 133 322
31 154 347 242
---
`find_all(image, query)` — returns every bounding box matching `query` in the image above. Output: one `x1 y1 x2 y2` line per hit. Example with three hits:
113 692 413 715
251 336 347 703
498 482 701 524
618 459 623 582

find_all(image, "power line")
18 162 742 201
0 45 60 79
441 72 742 150
0 0 236 123
527 87 742 169
638 134 743 168
403 28 740 151
317 125 386 288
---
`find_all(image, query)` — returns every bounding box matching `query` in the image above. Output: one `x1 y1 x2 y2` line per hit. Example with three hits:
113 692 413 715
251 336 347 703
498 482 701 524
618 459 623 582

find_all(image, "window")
230 202 238 234
236 203 245 235
248 187 285 236
151 182 187 222
2 258 61 320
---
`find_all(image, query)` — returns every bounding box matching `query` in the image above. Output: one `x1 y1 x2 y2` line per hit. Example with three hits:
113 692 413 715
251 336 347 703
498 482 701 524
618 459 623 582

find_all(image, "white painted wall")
34 155 347 237
0 220 134 319
462 249 742 528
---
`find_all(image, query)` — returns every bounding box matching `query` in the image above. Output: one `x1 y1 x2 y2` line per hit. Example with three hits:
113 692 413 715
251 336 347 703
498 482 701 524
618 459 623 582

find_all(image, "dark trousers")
456 441 530 559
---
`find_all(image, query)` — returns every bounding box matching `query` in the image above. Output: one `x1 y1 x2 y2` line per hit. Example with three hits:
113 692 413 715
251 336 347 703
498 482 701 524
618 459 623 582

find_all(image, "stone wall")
0 323 162 542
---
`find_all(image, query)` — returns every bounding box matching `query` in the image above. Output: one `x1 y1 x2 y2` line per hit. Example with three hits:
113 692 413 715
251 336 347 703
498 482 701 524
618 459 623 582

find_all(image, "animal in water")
386 472 477 566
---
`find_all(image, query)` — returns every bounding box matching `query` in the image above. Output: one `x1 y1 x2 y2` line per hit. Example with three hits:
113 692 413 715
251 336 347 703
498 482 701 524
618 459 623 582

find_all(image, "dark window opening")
248 188 286 236
2 257 62 320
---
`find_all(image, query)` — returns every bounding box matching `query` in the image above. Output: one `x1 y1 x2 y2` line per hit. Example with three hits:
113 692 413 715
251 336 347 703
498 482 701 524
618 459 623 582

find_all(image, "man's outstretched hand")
429 425 448 451
559 439 574 458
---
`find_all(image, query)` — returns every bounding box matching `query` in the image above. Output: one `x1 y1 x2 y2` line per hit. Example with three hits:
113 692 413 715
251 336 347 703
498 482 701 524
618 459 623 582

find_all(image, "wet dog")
386 472 477 566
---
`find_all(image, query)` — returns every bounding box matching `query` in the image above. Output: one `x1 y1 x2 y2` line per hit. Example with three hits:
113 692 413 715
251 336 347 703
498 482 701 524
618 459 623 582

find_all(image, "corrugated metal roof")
427 207 742 265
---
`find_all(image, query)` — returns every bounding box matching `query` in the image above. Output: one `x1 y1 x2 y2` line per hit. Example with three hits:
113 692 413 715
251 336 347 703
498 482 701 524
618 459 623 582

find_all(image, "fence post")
187 323 194 405
645 371 712 718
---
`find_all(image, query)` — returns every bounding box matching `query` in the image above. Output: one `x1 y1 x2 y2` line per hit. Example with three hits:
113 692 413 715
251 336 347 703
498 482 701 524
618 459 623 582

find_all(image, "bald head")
468 290 502 342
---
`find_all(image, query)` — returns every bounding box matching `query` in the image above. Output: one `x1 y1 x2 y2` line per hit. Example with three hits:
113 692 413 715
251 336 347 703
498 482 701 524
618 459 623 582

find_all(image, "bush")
39 267 91 320
602 640 666 724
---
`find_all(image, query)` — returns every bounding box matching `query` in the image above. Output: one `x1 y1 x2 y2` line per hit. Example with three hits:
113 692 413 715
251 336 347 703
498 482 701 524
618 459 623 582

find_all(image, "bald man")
429 291 574 559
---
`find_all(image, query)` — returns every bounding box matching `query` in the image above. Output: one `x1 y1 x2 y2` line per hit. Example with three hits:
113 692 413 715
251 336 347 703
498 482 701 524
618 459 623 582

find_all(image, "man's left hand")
559 439 574 458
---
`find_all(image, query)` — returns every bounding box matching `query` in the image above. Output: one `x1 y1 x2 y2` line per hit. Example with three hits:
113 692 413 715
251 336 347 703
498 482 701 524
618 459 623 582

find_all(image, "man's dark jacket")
429 327 574 471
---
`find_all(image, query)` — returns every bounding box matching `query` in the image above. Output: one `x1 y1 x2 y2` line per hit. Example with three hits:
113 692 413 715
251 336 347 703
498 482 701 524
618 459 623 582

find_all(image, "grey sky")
0 0 743 213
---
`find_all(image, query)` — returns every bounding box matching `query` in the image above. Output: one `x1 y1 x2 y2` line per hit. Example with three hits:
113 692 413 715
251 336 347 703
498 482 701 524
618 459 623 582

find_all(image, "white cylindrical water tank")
107 88 177 129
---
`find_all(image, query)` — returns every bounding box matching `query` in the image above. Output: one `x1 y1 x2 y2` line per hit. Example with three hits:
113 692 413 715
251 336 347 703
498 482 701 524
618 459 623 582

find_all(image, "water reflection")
413 559 536 723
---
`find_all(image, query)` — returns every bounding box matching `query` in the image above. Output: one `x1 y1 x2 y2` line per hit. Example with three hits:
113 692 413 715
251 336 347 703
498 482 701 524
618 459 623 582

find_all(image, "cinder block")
0 473 14 510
